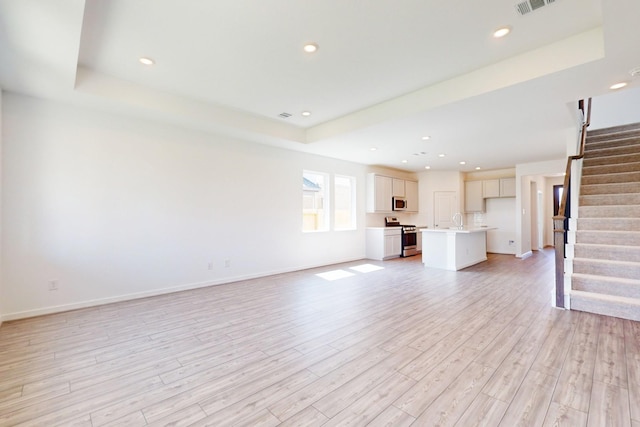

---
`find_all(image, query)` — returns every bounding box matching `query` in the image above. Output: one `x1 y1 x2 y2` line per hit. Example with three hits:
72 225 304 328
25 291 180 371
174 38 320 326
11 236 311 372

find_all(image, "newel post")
552 215 566 308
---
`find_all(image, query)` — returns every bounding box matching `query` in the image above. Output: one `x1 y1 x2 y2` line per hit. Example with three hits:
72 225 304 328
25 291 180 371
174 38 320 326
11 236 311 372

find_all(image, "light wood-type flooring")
1 249 638 426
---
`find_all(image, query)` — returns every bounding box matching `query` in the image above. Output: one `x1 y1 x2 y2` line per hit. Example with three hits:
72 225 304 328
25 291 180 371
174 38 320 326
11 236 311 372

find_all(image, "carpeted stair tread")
572 273 640 299
570 290 640 322
586 123 640 138
577 217 640 231
576 230 640 246
584 143 640 159
587 132 640 142
581 171 640 185
579 193 640 206
574 243 640 262
573 258 640 281
581 182 640 195
582 161 640 176
583 152 640 166
586 136 640 149
579 205 640 218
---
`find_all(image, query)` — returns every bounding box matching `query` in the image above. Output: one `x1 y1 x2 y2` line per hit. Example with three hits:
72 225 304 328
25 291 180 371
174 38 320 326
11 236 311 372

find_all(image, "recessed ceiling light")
425 166 431 170
301 111 311 117
630 67 640 77
370 147 377 151
303 43 318 53
475 166 481 170
493 26 511 38
401 160 408 164
609 82 628 90
421 136 431 140
139 57 155 66
459 161 466 165
438 154 445 158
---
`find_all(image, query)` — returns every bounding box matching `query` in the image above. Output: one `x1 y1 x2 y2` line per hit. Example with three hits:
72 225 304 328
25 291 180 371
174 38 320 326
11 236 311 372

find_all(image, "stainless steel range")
385 217 418 257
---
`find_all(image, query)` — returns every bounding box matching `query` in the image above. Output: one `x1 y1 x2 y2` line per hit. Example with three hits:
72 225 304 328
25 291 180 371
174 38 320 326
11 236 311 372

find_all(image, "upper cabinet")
392 178 405 197
367 173 419 213
465 180 485 212
367 174 393 212
466 177 516 212
405 180 419 212
500 177 516 197
482 179 500 198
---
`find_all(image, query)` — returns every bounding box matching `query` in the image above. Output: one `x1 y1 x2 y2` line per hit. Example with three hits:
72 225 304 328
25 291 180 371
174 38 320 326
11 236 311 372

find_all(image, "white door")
434 191 457 229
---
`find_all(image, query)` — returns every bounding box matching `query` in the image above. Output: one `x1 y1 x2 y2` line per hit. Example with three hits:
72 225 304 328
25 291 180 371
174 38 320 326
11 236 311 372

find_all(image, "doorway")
553 185 564 215
553 184 568 245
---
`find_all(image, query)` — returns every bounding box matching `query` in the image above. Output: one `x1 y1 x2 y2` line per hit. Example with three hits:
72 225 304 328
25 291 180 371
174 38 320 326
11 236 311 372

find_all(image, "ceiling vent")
278 112 292 118
515 0 556 15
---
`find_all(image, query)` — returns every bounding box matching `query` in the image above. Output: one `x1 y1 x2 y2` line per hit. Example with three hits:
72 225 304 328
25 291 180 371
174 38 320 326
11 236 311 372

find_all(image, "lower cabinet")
366 227 402 260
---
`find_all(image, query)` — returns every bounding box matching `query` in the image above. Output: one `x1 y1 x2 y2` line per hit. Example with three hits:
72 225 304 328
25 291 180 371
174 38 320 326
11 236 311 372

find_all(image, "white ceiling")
1 0 639 172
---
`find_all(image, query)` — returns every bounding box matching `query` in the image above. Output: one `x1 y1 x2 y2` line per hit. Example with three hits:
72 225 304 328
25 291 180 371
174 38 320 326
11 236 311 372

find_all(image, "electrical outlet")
508 240 515 246
208 261 214 270
48 280 58 291
224 259 231 268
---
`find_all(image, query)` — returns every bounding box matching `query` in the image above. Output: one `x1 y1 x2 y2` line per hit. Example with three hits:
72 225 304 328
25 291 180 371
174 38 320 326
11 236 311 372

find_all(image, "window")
302 171 330 232
334 175 356 230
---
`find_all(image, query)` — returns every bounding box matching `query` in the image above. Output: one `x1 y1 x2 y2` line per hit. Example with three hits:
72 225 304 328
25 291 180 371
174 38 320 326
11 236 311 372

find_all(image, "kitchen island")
420 227 496 271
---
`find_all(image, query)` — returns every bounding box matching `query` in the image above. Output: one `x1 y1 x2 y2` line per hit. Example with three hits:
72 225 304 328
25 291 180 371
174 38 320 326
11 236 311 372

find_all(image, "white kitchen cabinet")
473 177 516 201
405 180 419 212
366 174 393 213
367 174 419 213
500 177 516 197
366 227 402 260
465 180 485 212
482 179 500 198
384 233 402 258
392 178 405 197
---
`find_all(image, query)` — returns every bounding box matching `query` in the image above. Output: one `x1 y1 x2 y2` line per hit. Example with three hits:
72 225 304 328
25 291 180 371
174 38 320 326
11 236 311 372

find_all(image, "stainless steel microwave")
392 197 407 211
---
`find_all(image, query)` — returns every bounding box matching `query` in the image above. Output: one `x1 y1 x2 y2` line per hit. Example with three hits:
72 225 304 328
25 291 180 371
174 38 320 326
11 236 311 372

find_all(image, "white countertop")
420 226 496 234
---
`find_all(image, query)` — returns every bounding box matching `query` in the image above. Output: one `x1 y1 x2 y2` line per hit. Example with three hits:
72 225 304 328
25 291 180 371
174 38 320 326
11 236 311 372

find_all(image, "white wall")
589 87 640 130
484 198 517 254
0 89 3 326
1 94 369 320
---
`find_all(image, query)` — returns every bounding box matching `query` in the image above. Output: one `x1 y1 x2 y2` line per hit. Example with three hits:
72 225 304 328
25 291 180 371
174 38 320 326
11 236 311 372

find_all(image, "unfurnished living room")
1 0 639 426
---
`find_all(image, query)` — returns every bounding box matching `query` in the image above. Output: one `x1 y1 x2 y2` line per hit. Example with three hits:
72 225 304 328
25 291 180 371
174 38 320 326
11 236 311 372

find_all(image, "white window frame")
302 170 330 232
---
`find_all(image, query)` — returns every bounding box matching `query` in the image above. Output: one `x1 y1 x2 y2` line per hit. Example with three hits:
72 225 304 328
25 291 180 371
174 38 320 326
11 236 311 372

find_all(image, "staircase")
569 123 640 321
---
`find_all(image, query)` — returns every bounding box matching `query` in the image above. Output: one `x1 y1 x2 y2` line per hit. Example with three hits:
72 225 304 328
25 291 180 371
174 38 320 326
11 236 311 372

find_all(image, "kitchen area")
365 172 425 261
365 169 517 270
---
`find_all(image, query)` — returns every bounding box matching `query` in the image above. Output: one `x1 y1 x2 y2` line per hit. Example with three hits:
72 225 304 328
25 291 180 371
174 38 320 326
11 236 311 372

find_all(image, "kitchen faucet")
452 212 463 229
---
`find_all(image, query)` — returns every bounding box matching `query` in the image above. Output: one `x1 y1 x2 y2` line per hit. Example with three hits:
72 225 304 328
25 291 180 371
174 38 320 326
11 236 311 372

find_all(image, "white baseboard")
1 256 364 322
517 251 533 259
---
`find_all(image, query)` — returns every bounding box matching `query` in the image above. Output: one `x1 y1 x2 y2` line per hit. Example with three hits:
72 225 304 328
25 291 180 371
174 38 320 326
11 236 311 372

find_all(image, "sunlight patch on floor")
315 270 356 281
349 264 384 273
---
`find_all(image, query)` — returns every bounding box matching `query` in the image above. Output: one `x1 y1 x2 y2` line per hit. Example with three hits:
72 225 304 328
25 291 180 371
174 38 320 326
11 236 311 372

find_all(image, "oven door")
401 230 418 256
